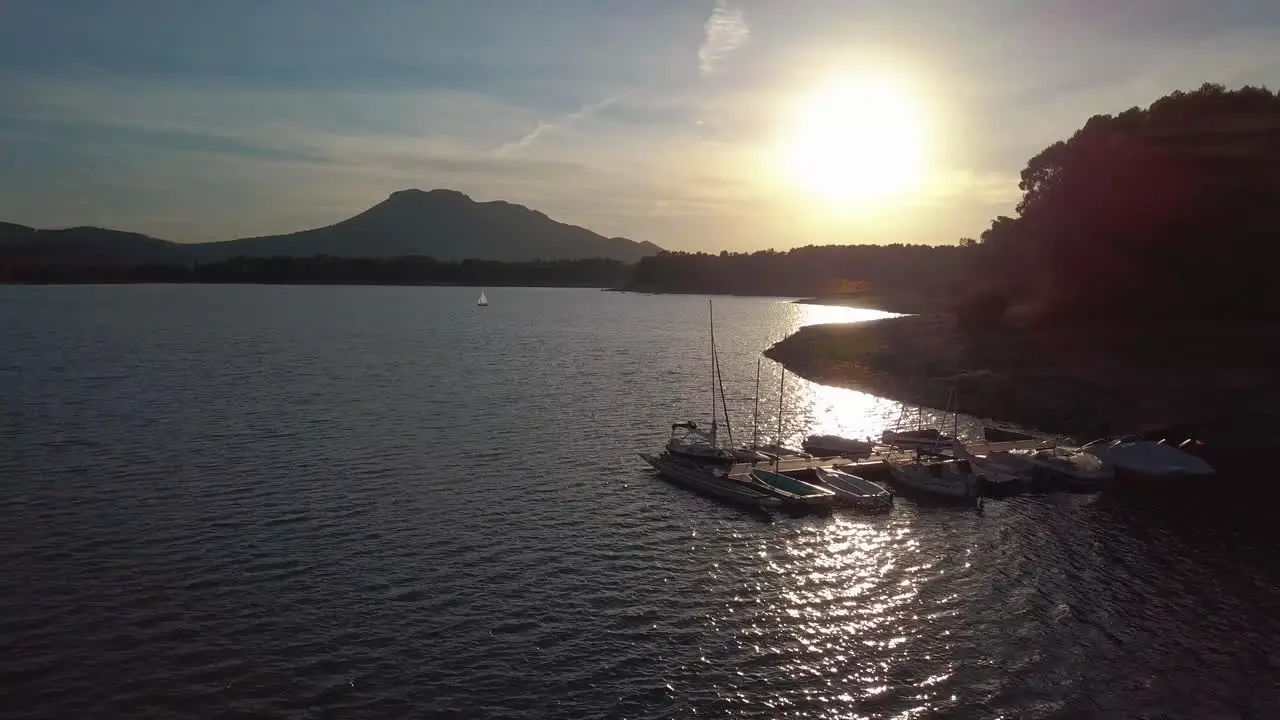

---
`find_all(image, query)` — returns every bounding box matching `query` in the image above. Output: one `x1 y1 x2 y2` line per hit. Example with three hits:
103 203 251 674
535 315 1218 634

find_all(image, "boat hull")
801 435 875 457
640 453 780 510
730 468 836 513
881 430 956 452
885 460 980 502
813 467 893 511
666 439 735 465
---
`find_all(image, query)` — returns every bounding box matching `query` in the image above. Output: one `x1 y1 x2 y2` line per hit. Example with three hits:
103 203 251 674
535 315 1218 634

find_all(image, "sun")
779 74 930 208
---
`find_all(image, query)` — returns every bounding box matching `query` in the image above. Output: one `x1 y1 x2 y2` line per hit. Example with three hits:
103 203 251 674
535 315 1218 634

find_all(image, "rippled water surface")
2 285 1278 719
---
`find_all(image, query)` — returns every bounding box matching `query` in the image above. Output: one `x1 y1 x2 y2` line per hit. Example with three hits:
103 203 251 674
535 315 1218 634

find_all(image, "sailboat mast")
752 358 761 451
716 348 734 447
709 298 717 447
777 367 785 447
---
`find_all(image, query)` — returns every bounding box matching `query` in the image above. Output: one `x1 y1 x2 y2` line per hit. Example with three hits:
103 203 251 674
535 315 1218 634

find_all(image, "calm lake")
2 284 1277 719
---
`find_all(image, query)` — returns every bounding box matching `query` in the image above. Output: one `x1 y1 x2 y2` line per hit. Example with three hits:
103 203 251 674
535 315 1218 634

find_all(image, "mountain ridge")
0 189 662 264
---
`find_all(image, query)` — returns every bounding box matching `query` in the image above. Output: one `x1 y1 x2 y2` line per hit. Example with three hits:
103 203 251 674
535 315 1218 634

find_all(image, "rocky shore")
764 312 1280 469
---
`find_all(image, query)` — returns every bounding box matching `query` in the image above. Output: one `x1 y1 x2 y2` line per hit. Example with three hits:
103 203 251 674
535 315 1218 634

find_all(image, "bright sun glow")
780 74 929 207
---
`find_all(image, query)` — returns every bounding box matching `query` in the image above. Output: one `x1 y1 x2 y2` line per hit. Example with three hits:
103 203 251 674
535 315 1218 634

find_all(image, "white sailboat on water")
477 289 488 306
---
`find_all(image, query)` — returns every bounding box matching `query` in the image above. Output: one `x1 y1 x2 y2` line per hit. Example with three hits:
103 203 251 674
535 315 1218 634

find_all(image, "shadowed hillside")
0 189 661 265
192 189 661 263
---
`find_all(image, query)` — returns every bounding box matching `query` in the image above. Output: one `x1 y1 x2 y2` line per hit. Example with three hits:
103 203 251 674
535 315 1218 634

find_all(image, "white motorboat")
1080 436 1214 478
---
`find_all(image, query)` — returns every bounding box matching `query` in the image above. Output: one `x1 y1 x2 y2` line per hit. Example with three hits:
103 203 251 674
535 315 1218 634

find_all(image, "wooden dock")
729 439 1061 484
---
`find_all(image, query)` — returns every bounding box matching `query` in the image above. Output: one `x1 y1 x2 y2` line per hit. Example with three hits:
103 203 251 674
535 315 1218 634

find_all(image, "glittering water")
2 285 1277 719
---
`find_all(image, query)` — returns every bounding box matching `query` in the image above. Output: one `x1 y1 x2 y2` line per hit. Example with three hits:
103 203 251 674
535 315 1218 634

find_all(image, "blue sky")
2 1 1277 250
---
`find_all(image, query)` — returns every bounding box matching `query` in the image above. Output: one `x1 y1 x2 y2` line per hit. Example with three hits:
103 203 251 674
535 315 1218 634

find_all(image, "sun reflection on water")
748 301 982 448
717 508 958 716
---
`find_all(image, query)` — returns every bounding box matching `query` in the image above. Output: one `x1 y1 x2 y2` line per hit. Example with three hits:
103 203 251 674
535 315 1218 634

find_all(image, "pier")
730 438 1059 484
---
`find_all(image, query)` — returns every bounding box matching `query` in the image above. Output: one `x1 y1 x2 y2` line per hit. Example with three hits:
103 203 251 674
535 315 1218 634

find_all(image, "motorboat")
813 467 894 511
883 457 982 502
802 434 876 457
952 444 1032 497
640 453 781 510
1080 436 1214 478
1014 446 1114 490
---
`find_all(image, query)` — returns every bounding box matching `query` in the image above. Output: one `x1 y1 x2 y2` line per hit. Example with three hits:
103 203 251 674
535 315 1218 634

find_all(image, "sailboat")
665 299 766 465
476 289 489 306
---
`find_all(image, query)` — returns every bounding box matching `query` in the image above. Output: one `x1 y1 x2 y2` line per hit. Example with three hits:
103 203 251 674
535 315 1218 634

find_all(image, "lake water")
2 285 1277 719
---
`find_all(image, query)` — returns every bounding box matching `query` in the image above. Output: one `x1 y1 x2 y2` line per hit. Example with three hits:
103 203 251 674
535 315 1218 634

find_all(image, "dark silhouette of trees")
0 255 633 288
971 82 1280 321
625 244 970 301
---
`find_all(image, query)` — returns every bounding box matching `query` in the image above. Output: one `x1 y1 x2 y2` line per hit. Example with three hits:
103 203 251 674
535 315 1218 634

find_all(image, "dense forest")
0 255 633 288
962 82 1280 322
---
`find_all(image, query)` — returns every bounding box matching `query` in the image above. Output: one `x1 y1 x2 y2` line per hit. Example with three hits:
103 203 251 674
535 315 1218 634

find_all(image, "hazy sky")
2 1 1277 250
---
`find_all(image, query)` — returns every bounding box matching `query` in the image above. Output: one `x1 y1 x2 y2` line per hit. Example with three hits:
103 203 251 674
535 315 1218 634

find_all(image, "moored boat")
667 422 766 465
1080 436 1214 479
882 428 956 451
640 453 781 510
1015 446 1114 490
802 434 876 457
741 467 837 510
813 467 893 511
752 443 809 459
884 457 982 502
950 441 1032 497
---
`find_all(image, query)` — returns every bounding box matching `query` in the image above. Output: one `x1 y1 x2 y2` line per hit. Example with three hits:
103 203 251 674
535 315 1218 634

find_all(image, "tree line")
965 82 1280 322
0 255 634 288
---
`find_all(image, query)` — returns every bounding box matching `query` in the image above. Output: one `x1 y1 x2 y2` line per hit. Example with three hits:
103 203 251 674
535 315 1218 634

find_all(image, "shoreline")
764 314 1280 467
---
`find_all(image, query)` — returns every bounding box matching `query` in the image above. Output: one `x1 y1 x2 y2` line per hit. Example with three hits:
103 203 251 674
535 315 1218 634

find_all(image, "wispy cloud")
493 96 619 155
698 0 750 76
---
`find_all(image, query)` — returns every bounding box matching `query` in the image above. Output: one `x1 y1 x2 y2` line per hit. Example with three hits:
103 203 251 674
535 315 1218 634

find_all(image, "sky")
1 1 1278 251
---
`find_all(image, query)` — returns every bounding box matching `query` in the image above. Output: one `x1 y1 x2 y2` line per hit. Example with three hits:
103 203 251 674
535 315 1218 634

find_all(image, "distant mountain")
0 189 662 265
0 223 186 265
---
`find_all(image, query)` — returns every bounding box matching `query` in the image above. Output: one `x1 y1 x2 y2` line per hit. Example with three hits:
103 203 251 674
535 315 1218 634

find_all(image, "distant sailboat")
477 289 488 307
